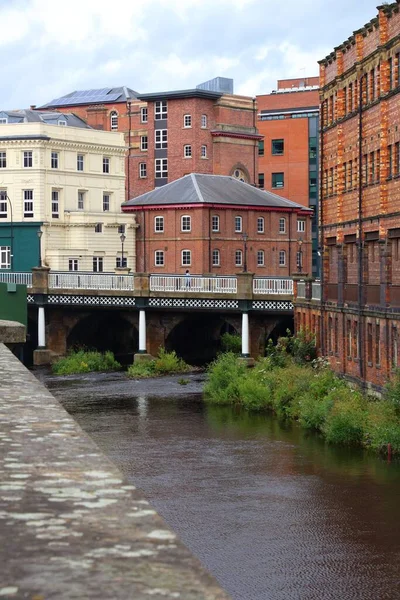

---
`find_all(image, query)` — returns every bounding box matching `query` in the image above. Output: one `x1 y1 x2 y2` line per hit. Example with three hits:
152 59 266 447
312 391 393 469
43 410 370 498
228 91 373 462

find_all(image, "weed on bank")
52 349 121 375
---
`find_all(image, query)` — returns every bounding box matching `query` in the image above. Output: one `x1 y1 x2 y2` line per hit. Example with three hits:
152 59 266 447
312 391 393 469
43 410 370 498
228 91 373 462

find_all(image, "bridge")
0 269 295 365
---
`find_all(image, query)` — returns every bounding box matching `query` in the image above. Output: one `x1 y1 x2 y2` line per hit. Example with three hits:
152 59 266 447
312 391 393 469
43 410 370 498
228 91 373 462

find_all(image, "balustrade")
253 278 293 295
149 275 237 294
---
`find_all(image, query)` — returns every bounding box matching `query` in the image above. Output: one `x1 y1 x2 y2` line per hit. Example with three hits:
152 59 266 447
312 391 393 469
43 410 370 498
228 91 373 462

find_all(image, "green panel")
0 282 27 326
0 222 42 272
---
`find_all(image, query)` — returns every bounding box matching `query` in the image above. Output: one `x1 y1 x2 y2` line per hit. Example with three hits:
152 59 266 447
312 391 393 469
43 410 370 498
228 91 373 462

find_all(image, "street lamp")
37 229 43 267
243 232 248 272
120 232 126 267
297 236 303 273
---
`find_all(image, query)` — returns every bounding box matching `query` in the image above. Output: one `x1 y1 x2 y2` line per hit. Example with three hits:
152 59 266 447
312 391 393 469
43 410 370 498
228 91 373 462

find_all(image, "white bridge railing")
312 281 321 300
253 278 293 295
150 275 237 294
49 272 134 291
0 272 32 287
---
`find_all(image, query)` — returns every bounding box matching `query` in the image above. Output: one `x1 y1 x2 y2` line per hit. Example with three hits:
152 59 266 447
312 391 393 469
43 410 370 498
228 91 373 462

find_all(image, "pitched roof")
137 88 222 102
39 86 138 108
122 173 312 212
0 109 91 128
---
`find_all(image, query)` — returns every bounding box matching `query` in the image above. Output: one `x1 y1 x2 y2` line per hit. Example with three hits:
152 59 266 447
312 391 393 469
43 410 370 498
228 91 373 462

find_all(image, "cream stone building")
0 110 135 273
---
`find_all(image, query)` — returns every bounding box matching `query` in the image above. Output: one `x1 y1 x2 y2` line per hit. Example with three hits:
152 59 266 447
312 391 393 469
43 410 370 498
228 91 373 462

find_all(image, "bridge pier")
241 312 250 358
134 309 154 363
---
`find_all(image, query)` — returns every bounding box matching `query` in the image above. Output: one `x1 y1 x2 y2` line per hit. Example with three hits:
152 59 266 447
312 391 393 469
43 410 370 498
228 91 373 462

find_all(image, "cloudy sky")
1 0 381 108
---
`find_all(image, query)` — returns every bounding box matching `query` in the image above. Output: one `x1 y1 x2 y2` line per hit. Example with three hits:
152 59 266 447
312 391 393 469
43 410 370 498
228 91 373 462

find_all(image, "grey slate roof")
123 174 312 211
137 88 223 101
40 86 139 108
0 109 91 128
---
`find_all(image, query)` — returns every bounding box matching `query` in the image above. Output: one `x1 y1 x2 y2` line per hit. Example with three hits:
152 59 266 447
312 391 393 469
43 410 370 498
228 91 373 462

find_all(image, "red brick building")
40 84 261 201
295 1 400 390
122 173 312 275
256 78 320 275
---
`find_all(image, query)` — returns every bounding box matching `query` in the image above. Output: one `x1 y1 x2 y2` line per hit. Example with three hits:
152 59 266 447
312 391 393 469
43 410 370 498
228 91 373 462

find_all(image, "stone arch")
230 163 251 183
266 315 294 345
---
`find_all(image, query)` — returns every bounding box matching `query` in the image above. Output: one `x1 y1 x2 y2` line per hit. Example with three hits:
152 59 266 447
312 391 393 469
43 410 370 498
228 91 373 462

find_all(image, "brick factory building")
256 77 320 275
122 173 312 276
40 79 262 201
295 1 400 390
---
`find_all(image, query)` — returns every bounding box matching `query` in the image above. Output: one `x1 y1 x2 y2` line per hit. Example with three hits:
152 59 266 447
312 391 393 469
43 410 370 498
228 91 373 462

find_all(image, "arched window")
110 111 118 130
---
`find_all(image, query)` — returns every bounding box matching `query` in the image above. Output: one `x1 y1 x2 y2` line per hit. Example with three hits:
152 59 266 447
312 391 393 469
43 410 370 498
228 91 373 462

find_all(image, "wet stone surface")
0 344 230 599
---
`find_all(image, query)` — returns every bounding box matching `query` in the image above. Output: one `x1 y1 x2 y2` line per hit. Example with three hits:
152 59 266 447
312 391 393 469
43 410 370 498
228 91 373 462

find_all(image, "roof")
122 173 312 212
0 110 91 128
137 88 223 102
39 86 138 108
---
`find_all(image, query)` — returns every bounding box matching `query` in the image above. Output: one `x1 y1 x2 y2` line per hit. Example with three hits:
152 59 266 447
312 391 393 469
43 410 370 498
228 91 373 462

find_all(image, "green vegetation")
220 332 242 354
52 349 121 375
205 332 400 456
127 347 191 379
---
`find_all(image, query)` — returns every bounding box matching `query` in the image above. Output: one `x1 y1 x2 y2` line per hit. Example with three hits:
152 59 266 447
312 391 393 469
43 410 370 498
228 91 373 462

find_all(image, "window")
181 215 191 232
235 250 243 267
235 216 242 233
257 217 264 233
257 250 265 266
139 163 147 178
296 251 302 270
118 224 125 234
279 250 286 266
23 190 34 217
58 120 67 126
77 154 84 171
184 114 192 128
392 326 398 368
0 118 8 124
154 216 164 232
376 323 381 365
110 111 118 130
69 259 79 271
23 151 33 168
0 152 5 168
279 217 286 233
116 256 127 268
155 101 167 120
258 173 264 189
201 145 207 158
272 139 284 155
212 249 220 266
272 172 284 188
94 223 103 233
297 220 306 232
51 190 59 218
201 114 207 128
347 319 352 358
258 140 264 156
155 250 164 266
103 194 110 212
212 215 220 232
184 145 192 158
0 191 7 218
0 246 11 269
49 151 59 169
155 158 168 178
155 129 167 149
93 256 103 272
78 191 85 210
103 157 110 173
181 249 191 266
140 107 148 123
140 136 148 151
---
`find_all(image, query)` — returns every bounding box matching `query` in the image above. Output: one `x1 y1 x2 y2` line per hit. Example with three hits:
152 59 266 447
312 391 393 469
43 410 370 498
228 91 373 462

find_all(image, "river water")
40 370 400 600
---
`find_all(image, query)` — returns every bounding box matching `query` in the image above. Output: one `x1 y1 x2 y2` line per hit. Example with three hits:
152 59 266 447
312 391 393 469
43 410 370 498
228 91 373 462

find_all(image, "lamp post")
243 232 248 272
297 236 303 273
120 232 126 267
37 229 43 267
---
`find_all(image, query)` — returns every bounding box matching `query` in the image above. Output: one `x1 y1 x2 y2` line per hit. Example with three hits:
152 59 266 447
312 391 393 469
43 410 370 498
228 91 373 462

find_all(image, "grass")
127 348 191 379
52 349 121 375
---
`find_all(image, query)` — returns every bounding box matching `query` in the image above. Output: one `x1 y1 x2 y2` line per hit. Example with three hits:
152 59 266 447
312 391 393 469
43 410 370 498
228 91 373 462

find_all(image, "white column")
38 306 46 348
139 310 147 353
241 312 250 357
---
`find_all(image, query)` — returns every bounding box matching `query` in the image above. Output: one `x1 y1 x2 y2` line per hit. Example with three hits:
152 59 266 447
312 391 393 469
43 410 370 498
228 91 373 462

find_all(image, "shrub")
52 349 121 375
127 360 155 378
322 387 366 446
365 400 400 454
220 332 242 354
384 369 400 418
204 352 247 404
127 348 190 379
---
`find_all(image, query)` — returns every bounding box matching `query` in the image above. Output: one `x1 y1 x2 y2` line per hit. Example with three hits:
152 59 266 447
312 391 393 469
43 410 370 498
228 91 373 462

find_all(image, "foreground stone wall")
0 343 230 599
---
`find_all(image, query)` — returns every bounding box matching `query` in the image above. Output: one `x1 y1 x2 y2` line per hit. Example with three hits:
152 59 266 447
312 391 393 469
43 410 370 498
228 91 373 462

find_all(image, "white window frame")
201 114 207 128
212 249 220 266
116 256 127 268
139 162 147 178
103 156 110 173
0 191 7 218
279 217 286 233
51 151 58 169
155 250 165 266
69 258 79 271
103 194 110 212
23 151 33 168
110 111 118 130
235 250 243 267
212 215 220 232
77 154 84 171
51 189 59 218
58 120 67 126
297 219 306 232
93 256 104 272
140 136 148 151
0 152 6 168
201 145 207 158
279 250 286 266
154 216 164 233
78 191 85 210
155 129 167 149
140 107 148 123
181 215 191 232
181 249 191 266
155 101 167 120
155 158 168 178
257 217 265 233
0 118 8 124
23 189 34 217
257 250 265 266
184 145 192 158
0 246 11 269
184 114 192 128
235 216 242 233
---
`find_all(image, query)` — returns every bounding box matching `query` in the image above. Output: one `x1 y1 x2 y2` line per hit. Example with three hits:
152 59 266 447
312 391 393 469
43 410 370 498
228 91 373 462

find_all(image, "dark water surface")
39 370 400 600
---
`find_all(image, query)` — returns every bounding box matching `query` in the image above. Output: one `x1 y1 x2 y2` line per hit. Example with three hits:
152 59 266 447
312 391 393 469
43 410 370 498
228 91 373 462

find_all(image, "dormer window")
0 118 8 124
58 120 67 126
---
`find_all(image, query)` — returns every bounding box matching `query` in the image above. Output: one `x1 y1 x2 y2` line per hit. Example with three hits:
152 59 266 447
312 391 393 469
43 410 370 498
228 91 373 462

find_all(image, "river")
39 370 400 600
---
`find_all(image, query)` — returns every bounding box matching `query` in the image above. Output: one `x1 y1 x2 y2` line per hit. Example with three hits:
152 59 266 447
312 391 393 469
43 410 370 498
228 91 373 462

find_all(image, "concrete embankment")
0 342 230 599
